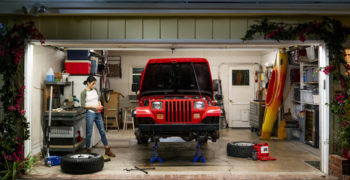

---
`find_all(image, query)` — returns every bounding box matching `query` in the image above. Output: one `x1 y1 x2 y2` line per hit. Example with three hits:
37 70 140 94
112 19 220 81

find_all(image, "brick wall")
330 154 350 179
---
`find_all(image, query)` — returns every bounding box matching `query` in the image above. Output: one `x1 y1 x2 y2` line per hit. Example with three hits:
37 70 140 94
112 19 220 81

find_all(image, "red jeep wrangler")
133 58 221 144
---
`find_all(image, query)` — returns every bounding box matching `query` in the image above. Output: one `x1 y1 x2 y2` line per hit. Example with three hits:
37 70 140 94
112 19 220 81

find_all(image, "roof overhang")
1 1 350 16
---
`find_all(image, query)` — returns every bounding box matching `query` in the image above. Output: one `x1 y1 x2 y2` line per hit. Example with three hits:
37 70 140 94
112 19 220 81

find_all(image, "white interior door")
228 66 255 127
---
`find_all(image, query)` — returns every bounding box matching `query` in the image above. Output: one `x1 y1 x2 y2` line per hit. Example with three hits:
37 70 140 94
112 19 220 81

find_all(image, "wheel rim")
235 142 254 146
70 154 94 159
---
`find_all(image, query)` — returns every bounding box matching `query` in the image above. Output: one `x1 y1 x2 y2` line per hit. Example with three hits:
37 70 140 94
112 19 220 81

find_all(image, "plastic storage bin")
65 60 91 75
301 90 313 104
67 50 91 60
304 67 318 82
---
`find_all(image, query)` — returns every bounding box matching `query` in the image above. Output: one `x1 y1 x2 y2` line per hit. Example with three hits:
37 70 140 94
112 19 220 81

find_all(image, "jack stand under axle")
193 142 206 163
150 142 163 163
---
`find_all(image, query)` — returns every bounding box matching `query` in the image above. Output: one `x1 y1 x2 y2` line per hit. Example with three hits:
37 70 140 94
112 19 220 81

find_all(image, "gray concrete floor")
24 129 335 179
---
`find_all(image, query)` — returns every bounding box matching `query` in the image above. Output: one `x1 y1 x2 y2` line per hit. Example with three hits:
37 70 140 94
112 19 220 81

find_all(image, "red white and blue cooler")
64 60 91 75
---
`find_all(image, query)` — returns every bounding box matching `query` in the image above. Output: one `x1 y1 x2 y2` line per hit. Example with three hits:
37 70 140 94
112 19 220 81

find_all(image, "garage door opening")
23 41 330 178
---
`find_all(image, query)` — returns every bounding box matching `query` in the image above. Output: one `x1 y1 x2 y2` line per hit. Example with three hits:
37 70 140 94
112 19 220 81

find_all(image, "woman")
80 76 115 157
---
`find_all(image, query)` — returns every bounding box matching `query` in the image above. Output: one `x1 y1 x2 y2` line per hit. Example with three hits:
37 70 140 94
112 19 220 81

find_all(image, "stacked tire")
227 142 255 158
60 153 104 174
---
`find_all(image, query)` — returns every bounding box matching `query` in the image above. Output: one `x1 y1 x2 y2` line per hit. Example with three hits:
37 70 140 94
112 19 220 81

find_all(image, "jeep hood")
139 58 213 98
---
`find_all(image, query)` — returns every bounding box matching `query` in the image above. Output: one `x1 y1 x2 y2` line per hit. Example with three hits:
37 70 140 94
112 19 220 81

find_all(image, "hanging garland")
0 21 45 179
242 17 350 149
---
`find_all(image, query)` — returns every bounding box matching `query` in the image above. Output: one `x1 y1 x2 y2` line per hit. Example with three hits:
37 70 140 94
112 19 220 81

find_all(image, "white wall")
261 50 278 67
108 50 268 125
31 45 64 154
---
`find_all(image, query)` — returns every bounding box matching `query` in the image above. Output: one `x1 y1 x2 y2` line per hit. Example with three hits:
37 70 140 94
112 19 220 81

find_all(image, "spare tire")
227 142 255 158
60 153 104 174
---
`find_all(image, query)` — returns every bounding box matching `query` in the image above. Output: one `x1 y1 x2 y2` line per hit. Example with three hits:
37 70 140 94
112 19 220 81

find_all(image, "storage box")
313 95 319 105
304 67 319 82
67 50 91 60
65 60 91 75
301 90 313 104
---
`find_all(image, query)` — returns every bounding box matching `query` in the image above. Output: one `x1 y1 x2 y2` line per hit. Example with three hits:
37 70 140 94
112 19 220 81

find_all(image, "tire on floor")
60 153 104 174
227 141 255 158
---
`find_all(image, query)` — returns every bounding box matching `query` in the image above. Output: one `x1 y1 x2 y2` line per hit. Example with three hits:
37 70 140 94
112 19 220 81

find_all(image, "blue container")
46 75 54 82
67 50 91 60
46 156 61 166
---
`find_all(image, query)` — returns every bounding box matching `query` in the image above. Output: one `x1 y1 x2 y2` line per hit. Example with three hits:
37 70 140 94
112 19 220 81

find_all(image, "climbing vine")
0 21 44 179
242 17 350 149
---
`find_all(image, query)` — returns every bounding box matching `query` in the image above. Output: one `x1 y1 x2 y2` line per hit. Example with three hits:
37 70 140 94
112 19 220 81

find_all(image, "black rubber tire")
227 141 255 158
60 153 104 174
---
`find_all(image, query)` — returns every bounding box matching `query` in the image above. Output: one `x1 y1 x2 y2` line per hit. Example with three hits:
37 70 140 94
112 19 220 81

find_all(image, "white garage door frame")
24 40 330 174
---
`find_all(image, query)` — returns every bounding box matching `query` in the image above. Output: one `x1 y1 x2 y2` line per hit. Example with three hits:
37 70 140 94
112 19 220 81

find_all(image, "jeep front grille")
165 100 191 123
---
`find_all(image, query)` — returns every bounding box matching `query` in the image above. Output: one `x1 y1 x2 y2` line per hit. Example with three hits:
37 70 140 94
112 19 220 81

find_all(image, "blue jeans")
86 111 108 148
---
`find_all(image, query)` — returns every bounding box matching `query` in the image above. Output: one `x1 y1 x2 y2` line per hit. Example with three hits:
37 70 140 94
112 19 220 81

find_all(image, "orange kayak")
261 51 288 139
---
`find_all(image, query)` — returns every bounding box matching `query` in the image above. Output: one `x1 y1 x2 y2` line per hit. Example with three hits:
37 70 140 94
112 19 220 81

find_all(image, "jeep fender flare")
135 107 154 119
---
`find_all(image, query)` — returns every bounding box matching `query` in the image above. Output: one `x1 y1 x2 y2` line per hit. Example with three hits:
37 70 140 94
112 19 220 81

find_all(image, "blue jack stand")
193 143 206 163
150 142 163 163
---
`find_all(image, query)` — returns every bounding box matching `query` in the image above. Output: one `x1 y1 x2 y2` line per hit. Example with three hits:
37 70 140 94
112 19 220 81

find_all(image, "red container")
65 60 91 75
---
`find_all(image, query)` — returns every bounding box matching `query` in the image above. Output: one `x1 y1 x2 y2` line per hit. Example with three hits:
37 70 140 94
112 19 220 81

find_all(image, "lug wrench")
124 166 155 174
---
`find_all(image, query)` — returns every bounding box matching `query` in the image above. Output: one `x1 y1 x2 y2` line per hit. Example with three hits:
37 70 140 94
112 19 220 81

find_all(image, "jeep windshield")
140 62 212 97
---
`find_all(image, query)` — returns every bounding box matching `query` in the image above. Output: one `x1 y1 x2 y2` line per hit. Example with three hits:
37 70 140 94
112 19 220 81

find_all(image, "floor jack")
252 143 276 161
193 142 206 163
150 142 163 163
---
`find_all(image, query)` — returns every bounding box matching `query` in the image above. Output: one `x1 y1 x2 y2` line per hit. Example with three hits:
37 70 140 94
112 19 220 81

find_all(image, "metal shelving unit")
43 81 86 153
298 55 320 148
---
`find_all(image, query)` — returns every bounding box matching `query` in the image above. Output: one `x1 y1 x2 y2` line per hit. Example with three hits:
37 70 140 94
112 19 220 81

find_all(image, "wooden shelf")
44 139 85 152
301 63 318 67
304 82 319 84
45 81 72 86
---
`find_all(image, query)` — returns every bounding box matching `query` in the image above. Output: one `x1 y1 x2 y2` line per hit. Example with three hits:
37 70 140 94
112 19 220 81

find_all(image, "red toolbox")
65 60 91 75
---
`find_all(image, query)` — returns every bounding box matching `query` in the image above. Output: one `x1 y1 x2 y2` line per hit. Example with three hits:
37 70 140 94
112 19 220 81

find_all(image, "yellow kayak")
261 51 288 139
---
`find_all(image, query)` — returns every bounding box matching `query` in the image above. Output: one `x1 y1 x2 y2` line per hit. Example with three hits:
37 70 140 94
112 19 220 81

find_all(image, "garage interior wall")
108 49 275 126
31 45 64 154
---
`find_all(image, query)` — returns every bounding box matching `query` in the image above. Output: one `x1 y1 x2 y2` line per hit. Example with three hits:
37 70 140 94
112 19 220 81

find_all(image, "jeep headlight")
194 101 205 109
151 101 163 109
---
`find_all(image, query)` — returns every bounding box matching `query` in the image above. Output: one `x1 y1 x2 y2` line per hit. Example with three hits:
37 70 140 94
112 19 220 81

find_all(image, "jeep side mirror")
215 94 223 100
132 83 139 93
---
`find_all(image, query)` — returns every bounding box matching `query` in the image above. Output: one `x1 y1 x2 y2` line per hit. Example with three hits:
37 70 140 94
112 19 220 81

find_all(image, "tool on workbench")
123 166 155 174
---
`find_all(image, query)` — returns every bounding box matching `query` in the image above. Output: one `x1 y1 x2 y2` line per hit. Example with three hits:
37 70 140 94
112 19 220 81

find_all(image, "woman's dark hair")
83 75 96 85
